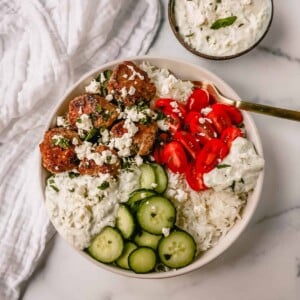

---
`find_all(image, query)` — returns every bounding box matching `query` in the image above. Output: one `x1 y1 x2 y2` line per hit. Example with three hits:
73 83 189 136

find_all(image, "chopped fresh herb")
240 178 245 184
210 16 237 30
76 118 82 124
69 188 75 193
206 35 210 42
50 185 59 192
95 104 103 113
49 178 55 184
104 70 112 80
84 188 88 198
68 172 80 179
52 137 70 149
106 155 112 163
84 128 98 141
217 164 231 169
185 33 194 38
238 23 244 28
98 181 110 190
121 157 133 170
156 111 165 121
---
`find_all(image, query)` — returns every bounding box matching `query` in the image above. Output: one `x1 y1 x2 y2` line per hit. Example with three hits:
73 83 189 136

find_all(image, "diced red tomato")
187 89 210 112
185 164 207 191
206 108 231 135
162 141 188 174
195 139 229 173
174 131 201 160
155 98 186 119
212 103 243 125
221 126 244 147
187 112 217 145
184 111 201 126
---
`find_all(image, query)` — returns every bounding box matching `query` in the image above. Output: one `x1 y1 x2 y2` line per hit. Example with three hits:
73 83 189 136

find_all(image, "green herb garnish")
76 118 82 124
206 35 210 42
210 16 237 30
52 137 70 149
50 185 59 192
95 104 103 113
230 180 236 192
240 178 245 184
217 164 231 169
185 33 194 38
84 128 98 141
68 172 80 179
98 181 110 190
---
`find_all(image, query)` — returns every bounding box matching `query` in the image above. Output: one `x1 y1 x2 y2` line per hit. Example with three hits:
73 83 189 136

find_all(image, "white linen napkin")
0 0 160 299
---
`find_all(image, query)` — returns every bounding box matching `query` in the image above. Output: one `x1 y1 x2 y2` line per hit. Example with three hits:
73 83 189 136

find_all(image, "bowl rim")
168 0 274 60
39 56 264 278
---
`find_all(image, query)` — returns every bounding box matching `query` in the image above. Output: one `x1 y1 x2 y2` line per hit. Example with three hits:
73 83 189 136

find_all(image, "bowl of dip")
168 0 273 60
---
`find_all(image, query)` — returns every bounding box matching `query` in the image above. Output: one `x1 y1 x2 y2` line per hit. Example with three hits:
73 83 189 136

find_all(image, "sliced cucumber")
116 204 135 239
127 189 157 212
139 164 156 190
128 247 157 273
88 227 124 263
134 230 162 250
151 163 168 193
158 230 196 268
116 242 137 269
136 196 176 235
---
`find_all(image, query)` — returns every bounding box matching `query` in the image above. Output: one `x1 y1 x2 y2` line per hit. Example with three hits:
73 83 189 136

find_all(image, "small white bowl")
39 56 264 278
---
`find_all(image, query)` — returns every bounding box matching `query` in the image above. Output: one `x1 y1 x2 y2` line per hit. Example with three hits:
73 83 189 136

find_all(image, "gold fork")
193 81 300 122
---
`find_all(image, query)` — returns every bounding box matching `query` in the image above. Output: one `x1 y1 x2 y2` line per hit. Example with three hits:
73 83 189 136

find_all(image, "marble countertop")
23 0 300 299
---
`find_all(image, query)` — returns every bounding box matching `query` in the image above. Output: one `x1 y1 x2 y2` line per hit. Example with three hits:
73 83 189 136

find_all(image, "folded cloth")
0 0 161 299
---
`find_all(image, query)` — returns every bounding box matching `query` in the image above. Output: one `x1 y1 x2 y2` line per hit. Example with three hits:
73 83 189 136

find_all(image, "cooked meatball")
40 128 80 173
133 123 158 156
110 121 157 156
68 94 118 129
107 61 156 106
78 145 120 177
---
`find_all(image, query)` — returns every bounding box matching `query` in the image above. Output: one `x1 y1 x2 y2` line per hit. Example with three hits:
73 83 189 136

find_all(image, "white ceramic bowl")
39 56 264 278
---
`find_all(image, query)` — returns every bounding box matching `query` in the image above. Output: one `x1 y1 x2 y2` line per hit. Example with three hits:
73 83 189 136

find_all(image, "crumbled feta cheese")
85 79 100 94
76 114 93 132
128 86 136 95
157 120 170 131
201 107 212 116
105 94 113 101
134 155 143 166
57 116 69 127
72 137 79 145
123 74 128 79
151 182 158 189
162 227 170 237
140 61 193 103
199 117 205 124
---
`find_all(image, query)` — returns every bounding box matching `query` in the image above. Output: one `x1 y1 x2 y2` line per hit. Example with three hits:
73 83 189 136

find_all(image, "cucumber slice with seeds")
128 247 157 273
136 196 176 235
116 242 137 269
151 163 168 193
158 230 196 268
134 230 162 250
88 227 124 263
139 164 156 190
127 189 157 212
116 204 135 239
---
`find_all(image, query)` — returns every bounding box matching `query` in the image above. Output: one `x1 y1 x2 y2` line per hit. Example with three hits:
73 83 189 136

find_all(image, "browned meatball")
133 123 158 156
110 121 157 156
107 61 156 106
78 145 120 177
68 94 118 129
40 128 80 173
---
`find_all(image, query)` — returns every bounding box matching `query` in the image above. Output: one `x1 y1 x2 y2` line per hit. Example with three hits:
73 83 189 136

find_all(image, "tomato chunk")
185 164 207 191
162 141 188 174
206 108 231 135
164 112 181 134
212 103 243 125
156 98 186 119
187 89 210 112
174 131 201 160
187 112 217 145
221 126 244 147
196 139 229 173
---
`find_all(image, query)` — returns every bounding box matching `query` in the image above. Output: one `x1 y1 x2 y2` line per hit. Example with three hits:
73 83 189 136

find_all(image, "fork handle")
236 100 300 122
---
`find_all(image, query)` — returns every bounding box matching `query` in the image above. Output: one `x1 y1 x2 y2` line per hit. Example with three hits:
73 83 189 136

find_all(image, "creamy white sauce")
45 168 140 250
204 137 264 193
175 0 272 56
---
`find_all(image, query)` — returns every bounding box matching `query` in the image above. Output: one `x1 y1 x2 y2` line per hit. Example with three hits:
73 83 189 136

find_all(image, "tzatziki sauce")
174 0 272 56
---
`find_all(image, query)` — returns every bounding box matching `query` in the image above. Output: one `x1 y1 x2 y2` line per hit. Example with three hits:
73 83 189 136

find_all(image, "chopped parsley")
76 118 82 123
230 180 236 192
50 184 59 192
216 164 231 169
84 128 98 141
240 178 245 184
185 33 194 38
98 181 110 190
210 16 237 30
52 137 70 149
68 172 80 179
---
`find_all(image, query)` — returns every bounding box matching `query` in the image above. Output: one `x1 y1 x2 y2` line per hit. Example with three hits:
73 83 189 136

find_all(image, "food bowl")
168 0 274 60
39 56 264 278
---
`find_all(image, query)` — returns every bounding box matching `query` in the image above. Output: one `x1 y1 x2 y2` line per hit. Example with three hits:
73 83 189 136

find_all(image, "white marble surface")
23 0 300 299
